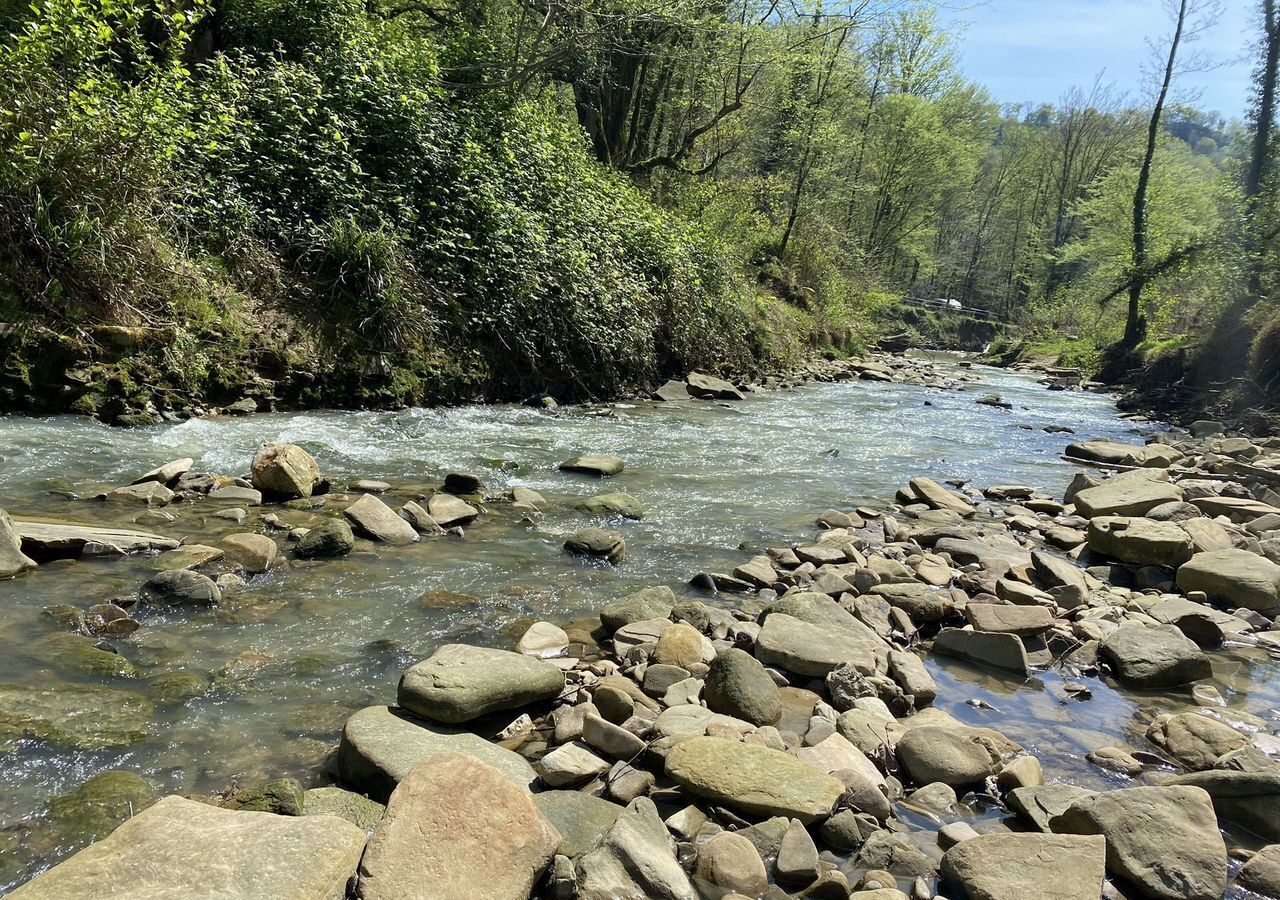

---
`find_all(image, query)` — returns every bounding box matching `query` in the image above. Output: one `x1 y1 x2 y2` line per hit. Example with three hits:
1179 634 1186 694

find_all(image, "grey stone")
1051 785 1226 900
344 494 419 545
357 754 558 900
664 736 844 823
10 795 363 900
398 644 564 724
704 647 782 726
940 833 1106 900
1099 624 1211 688
336 705 537 800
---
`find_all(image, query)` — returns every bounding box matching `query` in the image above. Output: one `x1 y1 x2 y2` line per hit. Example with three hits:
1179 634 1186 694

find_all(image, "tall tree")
1125 0 1188 345
1247 0 1280 296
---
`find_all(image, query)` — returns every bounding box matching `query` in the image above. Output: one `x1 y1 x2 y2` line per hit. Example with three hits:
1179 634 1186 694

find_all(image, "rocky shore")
6 361 1280 899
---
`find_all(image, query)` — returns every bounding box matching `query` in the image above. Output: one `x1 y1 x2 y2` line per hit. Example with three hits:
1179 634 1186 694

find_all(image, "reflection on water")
0 356 1274 893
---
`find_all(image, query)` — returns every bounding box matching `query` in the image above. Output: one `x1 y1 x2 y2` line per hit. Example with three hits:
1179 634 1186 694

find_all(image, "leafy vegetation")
0 0 1277 420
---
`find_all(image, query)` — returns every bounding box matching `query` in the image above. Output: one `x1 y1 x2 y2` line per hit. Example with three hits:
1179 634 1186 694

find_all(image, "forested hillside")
0 0 1276 421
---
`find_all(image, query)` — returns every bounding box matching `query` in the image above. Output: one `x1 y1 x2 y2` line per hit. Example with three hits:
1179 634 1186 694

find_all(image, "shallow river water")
1 354 1277 894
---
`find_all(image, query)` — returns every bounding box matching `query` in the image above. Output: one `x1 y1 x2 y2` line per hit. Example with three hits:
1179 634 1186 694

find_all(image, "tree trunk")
1125 0 1189 347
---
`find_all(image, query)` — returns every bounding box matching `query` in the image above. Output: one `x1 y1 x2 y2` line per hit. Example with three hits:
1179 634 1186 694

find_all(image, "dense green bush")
0 0 777 409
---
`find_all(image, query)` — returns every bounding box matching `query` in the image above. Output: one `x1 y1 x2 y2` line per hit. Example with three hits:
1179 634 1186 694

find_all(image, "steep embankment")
0 0 856 423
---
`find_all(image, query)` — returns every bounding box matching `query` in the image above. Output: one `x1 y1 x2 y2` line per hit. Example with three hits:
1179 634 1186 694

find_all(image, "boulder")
1005 784 1095 833
533 791 622 858
357 755 559 900
575 797 697 900
940 833 1106 900
963 604 1053 636
686 371 745 400
564 528 626 564
1072 478 1182 519
336 706 537 800
652 623 705 668
1147 712 1248 770
1086 517 1193 567
294 519 355 559
344 494 418 545
932 628 1029 676
1238 845 1280 898
575 493 646 520
653 380 691 402
1167 769 1280 840
441 472 484 495
909 477 976 517
665 736 844 823
1053 786 1226 900
250 443 321 499
0 509 37 578
45 771 155 846
143 568 221 605
426 493 478 527
704 648 782 726
560 455 624 477
695 832 769 896
895 724 1002 788
1099 624 1211 688
1066 439 1182 467
222 533 278 574
131 457 193 486
1177 549 1280 610
516 621 569 659
398 644 564 724
755 613 880 677
600 586 674 632
537 742 610 787
9 795 364 900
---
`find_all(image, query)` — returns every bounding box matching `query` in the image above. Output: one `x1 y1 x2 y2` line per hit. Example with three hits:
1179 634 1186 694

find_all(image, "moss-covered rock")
220 778 304 816
47 771 156 845
36 633 139 679
0 683 154 749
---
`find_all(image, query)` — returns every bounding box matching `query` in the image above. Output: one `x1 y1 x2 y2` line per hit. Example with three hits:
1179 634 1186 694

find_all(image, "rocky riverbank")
6 362 1280 899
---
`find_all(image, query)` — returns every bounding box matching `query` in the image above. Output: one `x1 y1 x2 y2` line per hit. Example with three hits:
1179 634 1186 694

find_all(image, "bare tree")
1124 0 1221 346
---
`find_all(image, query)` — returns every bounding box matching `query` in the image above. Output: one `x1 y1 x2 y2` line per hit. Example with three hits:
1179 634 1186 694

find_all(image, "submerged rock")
9 795 366 900
357 754 559 900
46 771 155 846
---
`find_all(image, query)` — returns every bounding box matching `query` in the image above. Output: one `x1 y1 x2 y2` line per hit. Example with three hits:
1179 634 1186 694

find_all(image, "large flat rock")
15 520 179 557
10 795 365 899
754 613 880 677
664 735 844 823
397 644 564 724
336 705 537 801
1051 785 1226 900
0 683 154 750
1073 479 1183 519
357 754 559 900
1099 624 1211 688
941 833 1106 900
1177 549 1280 611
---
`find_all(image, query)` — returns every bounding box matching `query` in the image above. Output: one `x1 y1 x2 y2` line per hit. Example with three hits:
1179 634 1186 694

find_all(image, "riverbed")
3 354 1270 893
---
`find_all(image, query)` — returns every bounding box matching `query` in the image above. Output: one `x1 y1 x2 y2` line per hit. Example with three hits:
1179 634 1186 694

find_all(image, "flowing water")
0 354 1276 893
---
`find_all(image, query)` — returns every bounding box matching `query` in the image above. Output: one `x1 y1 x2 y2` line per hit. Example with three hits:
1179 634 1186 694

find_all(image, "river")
1 354 1274 893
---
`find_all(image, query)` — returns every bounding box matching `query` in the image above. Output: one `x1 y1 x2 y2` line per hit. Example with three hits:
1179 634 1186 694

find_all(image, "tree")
1247 0 1279 296
1124 0 1220 346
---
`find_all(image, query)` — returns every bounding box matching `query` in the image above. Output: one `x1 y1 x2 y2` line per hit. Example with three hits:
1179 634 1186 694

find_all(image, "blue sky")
942 0 1258 120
